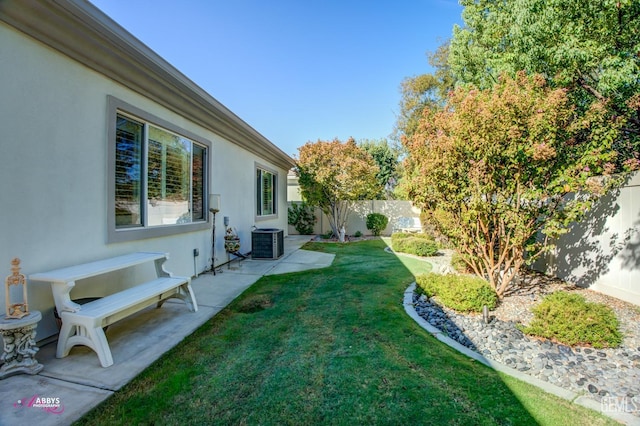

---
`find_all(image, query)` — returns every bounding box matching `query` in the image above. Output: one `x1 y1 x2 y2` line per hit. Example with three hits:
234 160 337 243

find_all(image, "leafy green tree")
449 0 640 168
296 138 380 242
403 72 634 297
395 41 456 141
394 41 457 200
359 139 401 198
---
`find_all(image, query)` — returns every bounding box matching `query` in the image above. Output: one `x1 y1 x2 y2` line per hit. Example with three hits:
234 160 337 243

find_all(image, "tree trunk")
324 200 352 242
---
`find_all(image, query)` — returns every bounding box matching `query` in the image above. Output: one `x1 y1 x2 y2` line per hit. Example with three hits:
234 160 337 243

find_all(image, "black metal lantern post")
209 194 221 275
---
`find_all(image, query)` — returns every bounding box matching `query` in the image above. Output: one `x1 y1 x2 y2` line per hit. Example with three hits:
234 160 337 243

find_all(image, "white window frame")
255 163 278 220
107 96 210 243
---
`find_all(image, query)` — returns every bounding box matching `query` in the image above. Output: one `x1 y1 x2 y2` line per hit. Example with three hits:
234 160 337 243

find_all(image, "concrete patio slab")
37 301 219 391
191 272 262 307
0 236 325 426
0 374 112 426
221 259 278 276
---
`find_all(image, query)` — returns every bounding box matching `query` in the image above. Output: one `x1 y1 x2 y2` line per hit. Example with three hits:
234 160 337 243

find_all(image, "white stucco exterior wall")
0 21 290 340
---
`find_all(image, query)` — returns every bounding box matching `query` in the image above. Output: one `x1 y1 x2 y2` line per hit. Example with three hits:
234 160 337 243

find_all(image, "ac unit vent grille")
251 229 284 259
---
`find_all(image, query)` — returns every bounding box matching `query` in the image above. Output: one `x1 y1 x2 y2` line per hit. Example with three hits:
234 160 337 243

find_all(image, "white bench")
395 217 422 233
30 252 197 368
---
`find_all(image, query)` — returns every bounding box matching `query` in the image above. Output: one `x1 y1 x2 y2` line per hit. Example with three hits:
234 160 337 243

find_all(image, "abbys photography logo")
14 394 64 414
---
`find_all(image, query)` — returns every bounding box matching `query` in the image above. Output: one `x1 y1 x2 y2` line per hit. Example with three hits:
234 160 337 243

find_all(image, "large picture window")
256 166 277 217
108 97 210 242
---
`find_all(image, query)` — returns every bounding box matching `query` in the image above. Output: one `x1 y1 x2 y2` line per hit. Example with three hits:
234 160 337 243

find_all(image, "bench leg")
156 283 198 312
57 320 114 367
56 320 75 359
87 326 113 367
182 282 198 312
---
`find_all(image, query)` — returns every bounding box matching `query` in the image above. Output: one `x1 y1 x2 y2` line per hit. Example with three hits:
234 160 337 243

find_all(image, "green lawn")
76 239 616 425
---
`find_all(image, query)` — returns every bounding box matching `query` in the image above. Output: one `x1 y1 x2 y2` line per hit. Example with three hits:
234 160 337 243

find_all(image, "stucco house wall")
0 0 294 341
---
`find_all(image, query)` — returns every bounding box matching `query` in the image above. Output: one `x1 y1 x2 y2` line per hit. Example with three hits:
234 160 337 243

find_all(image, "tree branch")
576 73 606 102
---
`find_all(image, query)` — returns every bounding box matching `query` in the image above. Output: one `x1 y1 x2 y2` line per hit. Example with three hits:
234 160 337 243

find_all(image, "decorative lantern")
5 258 29 319
209 194 221 214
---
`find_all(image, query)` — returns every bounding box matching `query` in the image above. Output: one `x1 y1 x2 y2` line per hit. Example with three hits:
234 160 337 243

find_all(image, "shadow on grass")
75 239 616 426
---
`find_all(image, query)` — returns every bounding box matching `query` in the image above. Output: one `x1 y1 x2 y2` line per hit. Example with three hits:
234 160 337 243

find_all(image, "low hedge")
519 292 622 348
391 233 439 257
391 232 434 242
416 273 497 313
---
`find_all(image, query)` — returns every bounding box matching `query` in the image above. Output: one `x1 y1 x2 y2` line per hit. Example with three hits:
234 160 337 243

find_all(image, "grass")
75 239 616 425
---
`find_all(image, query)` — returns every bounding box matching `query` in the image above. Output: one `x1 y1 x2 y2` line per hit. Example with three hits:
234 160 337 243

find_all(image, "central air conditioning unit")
251 228 284 259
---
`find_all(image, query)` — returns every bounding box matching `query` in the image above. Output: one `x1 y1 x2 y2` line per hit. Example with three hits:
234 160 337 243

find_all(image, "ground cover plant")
520 291 622 349
76 240 616 425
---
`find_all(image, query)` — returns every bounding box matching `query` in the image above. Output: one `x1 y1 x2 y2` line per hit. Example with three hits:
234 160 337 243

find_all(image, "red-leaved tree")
403 72 635 297
296 138 380 242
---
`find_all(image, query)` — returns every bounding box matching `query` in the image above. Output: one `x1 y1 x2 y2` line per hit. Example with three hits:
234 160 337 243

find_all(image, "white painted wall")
288 200 421 237
0 23 289 340
535 172 640 305
287 172 303 202
287 174 422 236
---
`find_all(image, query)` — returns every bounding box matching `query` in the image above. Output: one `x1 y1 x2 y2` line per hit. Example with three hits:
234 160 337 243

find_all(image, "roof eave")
0 0 296 170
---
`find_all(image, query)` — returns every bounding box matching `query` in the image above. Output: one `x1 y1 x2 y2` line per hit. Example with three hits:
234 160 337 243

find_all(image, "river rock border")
403 283 640 424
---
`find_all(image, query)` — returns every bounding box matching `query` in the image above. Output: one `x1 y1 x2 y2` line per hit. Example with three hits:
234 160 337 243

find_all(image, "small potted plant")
224 227 240 252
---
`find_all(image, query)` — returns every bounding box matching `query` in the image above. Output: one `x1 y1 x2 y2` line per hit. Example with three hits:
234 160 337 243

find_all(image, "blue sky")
89 0 463 157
